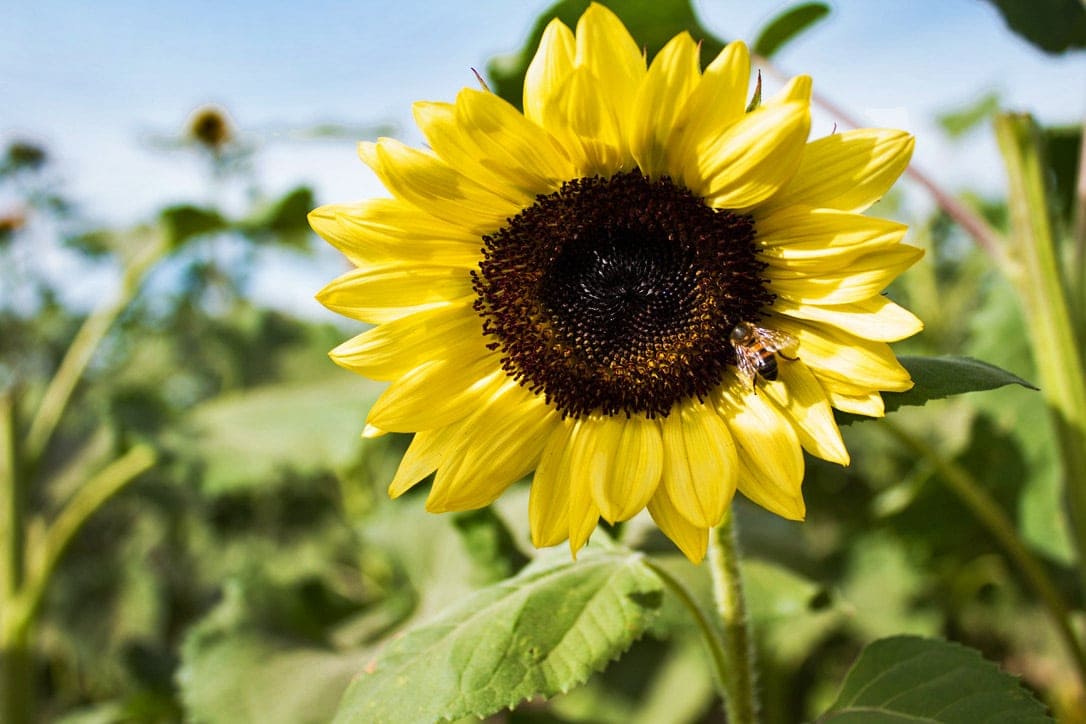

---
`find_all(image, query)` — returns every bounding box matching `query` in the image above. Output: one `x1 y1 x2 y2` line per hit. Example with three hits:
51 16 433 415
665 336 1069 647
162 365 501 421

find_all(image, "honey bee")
728 321 798 386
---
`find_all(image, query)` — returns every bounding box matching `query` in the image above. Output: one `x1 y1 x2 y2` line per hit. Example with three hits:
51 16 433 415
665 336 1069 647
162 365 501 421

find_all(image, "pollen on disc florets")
472 170 773 419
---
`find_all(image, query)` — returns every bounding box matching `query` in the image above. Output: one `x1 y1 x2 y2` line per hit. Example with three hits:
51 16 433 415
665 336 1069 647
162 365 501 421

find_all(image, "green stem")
0 388 22 611
1072 116 1086 333
995 113 1086 591
0 388 32 724
23 236 167 467
885 421 1086 683
4 445 156 642
708 510 759 724
643 559 730 694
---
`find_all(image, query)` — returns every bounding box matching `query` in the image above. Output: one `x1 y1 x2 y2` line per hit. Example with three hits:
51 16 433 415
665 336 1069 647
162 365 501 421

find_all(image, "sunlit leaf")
820 636 1051 721
332 545 664 724
752 2 831 58
982 0 1086 54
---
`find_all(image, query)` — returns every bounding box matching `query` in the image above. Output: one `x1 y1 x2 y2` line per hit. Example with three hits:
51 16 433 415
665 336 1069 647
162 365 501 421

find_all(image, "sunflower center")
472 171 773 418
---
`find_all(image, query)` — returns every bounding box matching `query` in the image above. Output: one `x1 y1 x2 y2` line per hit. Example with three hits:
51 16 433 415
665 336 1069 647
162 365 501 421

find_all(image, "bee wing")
732 344 761 386
752 325 798 355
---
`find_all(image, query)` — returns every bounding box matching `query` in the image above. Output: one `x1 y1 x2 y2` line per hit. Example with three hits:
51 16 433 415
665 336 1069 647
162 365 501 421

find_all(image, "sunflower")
311 3 922 562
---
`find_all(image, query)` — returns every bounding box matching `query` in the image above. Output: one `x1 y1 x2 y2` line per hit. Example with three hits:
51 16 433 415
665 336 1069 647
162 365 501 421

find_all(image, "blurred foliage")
2 0 1083 722
982 0 1086 53
751 2 830 58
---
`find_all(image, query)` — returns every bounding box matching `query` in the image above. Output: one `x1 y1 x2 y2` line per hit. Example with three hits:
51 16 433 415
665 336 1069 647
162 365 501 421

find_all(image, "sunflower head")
311 2 922 562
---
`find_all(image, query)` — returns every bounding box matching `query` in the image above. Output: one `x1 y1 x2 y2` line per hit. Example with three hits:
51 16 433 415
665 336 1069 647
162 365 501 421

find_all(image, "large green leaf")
983 0 1086 54
178 581 364 724
820 636 1050 721
487 0 726 110
839 356 1036 425
332 545 664 723
177 375 383 494
752 2 830 58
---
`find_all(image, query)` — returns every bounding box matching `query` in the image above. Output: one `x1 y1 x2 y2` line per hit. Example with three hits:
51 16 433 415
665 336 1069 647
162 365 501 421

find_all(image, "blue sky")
2 0 1083 316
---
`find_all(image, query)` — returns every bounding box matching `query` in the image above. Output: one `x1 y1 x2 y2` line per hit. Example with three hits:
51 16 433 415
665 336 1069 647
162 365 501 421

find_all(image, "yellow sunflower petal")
774 296 923 342
775 317 914 392
574 414 664 524
524 18 576 126
825 387 886 417
766 244 924 305
359 138 521 234
426 382 558 512
691 101 811 210
388 424 461 497
308 200 480 267
413 100 532 206
366 359 504 432
574 3 645 136
660 400 738 527
316 263 473 324
545 66 627 176
329 301 478 381
760 128 914 214
628 31 701 178
764 75 813 106
716 384 805 520
756 206 908 269
529 420 576 548
568 418 601 557
761 360 850 465
669 41 750 176
647 484 710 563
415 89 575 202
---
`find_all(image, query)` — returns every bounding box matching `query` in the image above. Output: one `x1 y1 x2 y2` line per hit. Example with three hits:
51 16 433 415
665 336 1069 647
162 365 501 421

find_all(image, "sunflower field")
2 1 1085 722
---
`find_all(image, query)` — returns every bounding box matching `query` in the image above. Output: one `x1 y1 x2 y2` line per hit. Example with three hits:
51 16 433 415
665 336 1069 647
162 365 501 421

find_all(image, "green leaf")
838 356 1037 425
176 375 382 494
159 204 228 248
820 636 1051 721
487 0 726 110
937 91 1001 139
332 545 664 724
451 508 530 583
752 2 830 58
179 581 363 724
982 0 1086 54
238 186 317 249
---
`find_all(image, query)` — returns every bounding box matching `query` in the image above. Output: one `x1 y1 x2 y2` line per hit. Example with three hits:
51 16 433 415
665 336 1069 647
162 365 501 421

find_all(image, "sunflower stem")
994 113 1086 595
708 509 759 724
883 420 1086 684
23 234 167 468
642 559 730 697
0 387 32 724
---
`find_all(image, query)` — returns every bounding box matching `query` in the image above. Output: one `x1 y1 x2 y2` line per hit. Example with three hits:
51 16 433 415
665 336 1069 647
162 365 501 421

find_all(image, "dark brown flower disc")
472 171 773 418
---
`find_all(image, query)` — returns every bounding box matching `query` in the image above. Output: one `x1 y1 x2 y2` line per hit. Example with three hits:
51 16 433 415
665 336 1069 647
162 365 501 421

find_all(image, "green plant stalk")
1072 116 1086 325
3 445 156 643
23 236 167 467
642 560 730 695
884 421 1086 683
708 509 759 724
995 113 1086 590
0 388 32 724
